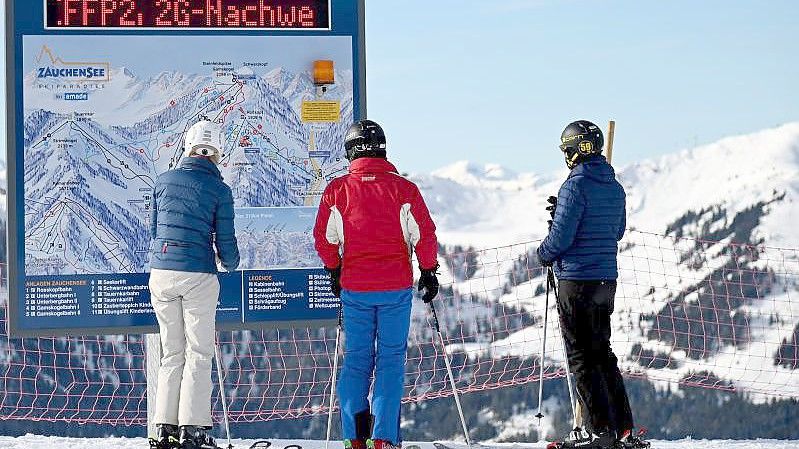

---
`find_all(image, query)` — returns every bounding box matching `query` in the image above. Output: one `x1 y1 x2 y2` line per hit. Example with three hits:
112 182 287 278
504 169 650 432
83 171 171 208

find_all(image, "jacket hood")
179 156 222 178
569 155 616 183
348 157 399 175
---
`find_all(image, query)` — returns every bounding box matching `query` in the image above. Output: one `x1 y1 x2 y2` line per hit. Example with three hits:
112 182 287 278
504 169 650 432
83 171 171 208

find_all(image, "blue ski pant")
338 288 413 445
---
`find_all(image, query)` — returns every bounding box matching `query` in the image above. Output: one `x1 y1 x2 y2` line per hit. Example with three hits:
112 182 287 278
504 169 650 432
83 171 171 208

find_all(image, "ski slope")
0 436 796 449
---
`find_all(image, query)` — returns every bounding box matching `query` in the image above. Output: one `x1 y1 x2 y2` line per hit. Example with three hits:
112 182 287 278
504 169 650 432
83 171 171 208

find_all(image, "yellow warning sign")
301 100 341 123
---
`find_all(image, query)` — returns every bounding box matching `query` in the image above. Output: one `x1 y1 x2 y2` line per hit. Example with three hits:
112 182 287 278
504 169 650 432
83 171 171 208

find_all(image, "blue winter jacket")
537 155 626 280
149 157 240 273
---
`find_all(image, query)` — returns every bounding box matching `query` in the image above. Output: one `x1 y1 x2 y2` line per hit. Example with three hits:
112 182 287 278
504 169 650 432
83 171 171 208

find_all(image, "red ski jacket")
313 157 439 292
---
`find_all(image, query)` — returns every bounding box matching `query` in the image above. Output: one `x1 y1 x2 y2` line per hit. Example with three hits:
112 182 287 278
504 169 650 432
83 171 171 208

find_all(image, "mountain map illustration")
22 36 354 276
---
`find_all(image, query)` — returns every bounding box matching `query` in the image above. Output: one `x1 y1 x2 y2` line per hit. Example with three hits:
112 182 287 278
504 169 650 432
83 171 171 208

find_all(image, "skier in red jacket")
314 120 440 449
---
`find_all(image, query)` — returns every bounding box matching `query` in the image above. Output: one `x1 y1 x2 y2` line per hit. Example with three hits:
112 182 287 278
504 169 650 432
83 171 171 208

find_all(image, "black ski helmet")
344 119 387 161
559 120 604 169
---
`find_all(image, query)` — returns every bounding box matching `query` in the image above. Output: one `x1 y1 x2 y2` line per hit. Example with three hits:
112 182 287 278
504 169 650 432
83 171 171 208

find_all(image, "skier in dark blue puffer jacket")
538 120 647 449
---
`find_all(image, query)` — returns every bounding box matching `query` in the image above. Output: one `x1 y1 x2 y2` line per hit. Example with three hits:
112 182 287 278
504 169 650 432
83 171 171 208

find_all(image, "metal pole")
214 335 234 449
325 307 343 449
548 268 581 435
145 334 161 438
429 303 472 446
535 269 551 427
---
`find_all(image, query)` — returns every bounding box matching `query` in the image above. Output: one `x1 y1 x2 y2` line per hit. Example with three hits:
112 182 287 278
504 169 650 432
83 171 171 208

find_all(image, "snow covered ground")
0 437 797 449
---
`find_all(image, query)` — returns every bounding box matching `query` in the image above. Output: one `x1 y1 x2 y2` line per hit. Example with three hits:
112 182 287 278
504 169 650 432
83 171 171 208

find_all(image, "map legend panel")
243 269 340 324
23 274 155 330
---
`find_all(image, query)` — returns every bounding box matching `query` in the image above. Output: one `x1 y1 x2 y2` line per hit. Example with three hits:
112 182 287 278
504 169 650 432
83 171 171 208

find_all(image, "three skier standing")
148 119 240 449
313 120 440 449
146 117 648 448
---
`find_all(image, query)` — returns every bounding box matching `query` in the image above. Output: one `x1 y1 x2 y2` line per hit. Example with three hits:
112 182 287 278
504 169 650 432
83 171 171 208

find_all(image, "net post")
146 333 161 438
605 120 616 163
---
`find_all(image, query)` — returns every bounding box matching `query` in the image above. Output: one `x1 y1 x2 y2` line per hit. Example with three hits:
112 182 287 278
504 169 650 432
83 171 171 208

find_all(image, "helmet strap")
563 148 582 169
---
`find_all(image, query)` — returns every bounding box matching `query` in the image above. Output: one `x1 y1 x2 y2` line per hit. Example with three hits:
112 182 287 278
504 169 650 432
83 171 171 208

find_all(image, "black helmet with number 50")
560 120 604 169
344 119 387 161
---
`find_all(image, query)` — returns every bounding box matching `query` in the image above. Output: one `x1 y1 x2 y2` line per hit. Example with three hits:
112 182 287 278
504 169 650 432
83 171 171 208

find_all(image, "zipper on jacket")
161 241 192 253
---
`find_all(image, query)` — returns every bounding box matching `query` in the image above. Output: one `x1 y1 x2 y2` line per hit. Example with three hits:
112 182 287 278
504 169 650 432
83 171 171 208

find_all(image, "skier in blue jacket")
149 119 239 449
537 120 647 449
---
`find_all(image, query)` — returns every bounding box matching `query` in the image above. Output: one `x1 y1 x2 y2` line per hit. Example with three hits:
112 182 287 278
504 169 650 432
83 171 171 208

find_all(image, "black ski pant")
557 279 633 435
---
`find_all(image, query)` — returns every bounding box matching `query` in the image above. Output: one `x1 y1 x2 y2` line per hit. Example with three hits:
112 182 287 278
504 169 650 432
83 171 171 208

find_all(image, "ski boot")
617 428 651 449
344 440 368 449
547 429 616 449
179 425 220 449
367 439 401 449
149 424 180 449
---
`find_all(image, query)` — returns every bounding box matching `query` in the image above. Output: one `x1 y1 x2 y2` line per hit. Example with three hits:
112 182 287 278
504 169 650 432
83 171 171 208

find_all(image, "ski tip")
248 441 273 449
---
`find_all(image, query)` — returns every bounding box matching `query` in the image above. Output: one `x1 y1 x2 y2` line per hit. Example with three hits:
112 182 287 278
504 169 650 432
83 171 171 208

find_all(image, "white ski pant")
149 269 220 427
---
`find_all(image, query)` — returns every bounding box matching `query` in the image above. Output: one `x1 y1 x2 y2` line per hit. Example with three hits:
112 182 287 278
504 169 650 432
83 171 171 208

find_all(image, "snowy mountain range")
414 122 799 249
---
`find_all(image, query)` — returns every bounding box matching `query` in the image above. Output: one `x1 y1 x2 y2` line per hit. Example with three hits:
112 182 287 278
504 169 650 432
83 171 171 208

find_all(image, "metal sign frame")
5 0 367 337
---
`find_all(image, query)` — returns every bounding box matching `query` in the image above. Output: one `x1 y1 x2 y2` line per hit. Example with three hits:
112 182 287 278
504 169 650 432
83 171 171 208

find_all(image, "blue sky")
366 0 799 173
4 1 798 174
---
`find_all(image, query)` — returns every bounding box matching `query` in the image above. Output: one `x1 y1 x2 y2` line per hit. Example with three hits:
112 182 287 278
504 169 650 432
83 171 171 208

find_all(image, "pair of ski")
545 429 651 449
148 437 302 449
248 442 302 449
432 443 545 449
432 431 650 449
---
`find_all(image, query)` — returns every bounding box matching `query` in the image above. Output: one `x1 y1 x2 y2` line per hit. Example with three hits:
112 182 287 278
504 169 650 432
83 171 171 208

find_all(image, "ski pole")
214 335 234 449
548 267 581 435
534 267 551 428
325 306 343 449
429 302 472 446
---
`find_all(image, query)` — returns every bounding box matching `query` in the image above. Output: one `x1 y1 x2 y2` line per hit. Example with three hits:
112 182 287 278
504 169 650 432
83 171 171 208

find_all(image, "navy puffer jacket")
149 157 240 273
537 155 626 280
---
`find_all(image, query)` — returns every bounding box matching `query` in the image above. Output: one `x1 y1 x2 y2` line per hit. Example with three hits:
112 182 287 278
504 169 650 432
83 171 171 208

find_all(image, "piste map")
22 35 354 276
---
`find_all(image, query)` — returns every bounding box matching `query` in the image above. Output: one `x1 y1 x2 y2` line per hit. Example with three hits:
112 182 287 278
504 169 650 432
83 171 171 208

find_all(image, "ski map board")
5 0 366 337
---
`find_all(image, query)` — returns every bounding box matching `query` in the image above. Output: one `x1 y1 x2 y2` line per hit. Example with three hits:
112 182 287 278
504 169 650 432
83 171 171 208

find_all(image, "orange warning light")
313 60 335 85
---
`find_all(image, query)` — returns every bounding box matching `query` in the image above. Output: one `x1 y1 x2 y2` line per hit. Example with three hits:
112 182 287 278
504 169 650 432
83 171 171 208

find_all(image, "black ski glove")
325 265 342 298
546 195 558 230
546 195 558 218
536 247 553 268
418 265 440 303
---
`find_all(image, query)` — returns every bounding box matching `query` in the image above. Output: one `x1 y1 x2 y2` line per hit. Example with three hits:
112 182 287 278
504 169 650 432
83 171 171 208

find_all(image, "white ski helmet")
184 119 224 164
